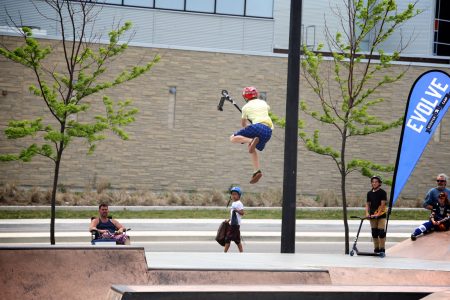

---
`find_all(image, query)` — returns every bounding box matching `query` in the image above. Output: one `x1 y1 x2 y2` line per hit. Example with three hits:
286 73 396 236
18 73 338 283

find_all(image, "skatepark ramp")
0 246 150 300
2 232 449 300
0 246 331 299
387 231 449 261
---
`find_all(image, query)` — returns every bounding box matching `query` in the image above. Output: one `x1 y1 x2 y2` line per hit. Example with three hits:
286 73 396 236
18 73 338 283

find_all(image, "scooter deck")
351 250 385 257
356 251 384 257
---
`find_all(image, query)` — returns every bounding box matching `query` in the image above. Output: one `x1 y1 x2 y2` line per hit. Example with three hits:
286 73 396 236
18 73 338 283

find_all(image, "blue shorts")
234 123 272 151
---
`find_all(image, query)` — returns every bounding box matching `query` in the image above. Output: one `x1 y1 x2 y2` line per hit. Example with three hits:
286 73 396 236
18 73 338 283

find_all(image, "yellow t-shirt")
242 99 274 129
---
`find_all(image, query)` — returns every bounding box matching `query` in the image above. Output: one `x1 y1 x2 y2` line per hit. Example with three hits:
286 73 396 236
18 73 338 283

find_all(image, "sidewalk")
0 219 419 244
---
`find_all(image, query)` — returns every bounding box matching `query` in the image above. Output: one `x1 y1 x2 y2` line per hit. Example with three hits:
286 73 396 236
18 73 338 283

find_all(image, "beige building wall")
0 35 449 203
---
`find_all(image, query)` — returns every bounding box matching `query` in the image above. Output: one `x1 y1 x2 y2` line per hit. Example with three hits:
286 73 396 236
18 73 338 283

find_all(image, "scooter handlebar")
217 96 225 111
221 90 230 98
350 215 373 220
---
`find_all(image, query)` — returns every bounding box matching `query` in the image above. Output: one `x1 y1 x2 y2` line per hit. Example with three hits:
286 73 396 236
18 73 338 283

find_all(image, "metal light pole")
281 0 302 253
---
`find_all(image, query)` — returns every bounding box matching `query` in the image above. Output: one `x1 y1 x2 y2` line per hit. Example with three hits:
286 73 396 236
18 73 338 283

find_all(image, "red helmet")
242 86 258 101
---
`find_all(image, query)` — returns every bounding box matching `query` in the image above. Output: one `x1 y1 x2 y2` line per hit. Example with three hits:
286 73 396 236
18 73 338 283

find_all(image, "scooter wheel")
379 252 385 258
350 250 355 256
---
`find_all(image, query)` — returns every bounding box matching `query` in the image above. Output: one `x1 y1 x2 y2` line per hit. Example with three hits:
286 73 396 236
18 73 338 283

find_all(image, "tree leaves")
272 0 419 184
0 20 159 163
271 1 419 254
4 119 44 139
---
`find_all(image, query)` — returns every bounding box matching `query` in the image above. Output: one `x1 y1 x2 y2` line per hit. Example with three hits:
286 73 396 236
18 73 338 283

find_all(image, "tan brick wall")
0 35 449 202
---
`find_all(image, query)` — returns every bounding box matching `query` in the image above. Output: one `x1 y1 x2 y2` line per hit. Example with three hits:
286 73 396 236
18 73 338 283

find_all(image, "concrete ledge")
108 284 444 300
147 269 331 285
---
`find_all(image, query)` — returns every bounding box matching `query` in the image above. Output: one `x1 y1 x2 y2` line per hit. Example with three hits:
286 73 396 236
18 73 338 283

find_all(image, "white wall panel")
243 18 274 52
153 11 273 52
273 0 290 49
273 0 437 56
217 17 245 50
0 0 57 35
377 0 435 56
89 5 155 44
273 0 335 51
153 11 226 48
0 0 441 56
301 0 335 51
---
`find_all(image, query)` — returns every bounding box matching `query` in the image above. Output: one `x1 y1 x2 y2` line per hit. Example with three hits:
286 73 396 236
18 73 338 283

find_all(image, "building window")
434 0 450 56
186 0 215 13
124 0 154 7
104 0 122 4
155 0 184 10
246 0 273 18
216 0 244 16
83 0 273 19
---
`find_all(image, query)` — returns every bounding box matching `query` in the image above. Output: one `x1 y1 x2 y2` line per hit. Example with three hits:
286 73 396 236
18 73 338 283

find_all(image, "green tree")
271 0 420 253
0 0 160 244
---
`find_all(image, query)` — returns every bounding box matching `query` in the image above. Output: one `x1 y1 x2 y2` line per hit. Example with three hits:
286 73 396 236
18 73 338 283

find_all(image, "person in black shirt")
365 176 387 254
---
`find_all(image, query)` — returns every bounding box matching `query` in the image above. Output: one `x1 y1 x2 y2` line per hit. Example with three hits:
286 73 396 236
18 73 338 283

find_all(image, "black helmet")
371 175 382 183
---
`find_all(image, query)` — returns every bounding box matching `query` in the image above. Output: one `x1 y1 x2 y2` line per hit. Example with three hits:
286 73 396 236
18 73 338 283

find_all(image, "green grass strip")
0 208 430 220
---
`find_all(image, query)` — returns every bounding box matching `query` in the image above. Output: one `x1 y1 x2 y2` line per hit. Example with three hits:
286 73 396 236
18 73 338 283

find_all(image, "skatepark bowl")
0 231 449 299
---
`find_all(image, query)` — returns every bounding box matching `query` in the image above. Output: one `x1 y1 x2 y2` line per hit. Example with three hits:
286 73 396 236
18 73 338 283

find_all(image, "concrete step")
0 230 410 244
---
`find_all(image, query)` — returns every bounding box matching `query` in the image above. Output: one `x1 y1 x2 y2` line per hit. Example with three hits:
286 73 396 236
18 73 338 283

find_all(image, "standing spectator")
230 86 273 184
365 176 387 254
423 173 450 210
411 192 450 240
224 186 245 253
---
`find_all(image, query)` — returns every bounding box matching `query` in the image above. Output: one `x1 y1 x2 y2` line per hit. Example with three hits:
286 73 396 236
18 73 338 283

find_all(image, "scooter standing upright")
349 215 385 258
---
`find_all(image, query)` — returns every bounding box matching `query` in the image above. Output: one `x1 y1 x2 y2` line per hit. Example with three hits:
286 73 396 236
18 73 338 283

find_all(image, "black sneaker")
411 234 417 241
379 248 385 253
374 248 380 253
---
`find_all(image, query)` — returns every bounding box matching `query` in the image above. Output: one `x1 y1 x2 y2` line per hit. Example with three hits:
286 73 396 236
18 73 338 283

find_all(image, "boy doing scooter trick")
230 87 273 184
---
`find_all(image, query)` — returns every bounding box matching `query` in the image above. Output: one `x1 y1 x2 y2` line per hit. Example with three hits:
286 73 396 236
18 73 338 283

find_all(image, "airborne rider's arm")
241 118 249 128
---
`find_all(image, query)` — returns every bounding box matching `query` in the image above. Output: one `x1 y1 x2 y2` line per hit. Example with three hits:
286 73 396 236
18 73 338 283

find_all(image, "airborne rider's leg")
250 151 260 173
230 134 252 145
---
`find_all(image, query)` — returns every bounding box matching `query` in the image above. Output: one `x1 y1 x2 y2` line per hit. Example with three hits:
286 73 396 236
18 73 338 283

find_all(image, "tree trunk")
341 173 349 254
341 130 349 254
50 134 65 244
50 159 59 245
